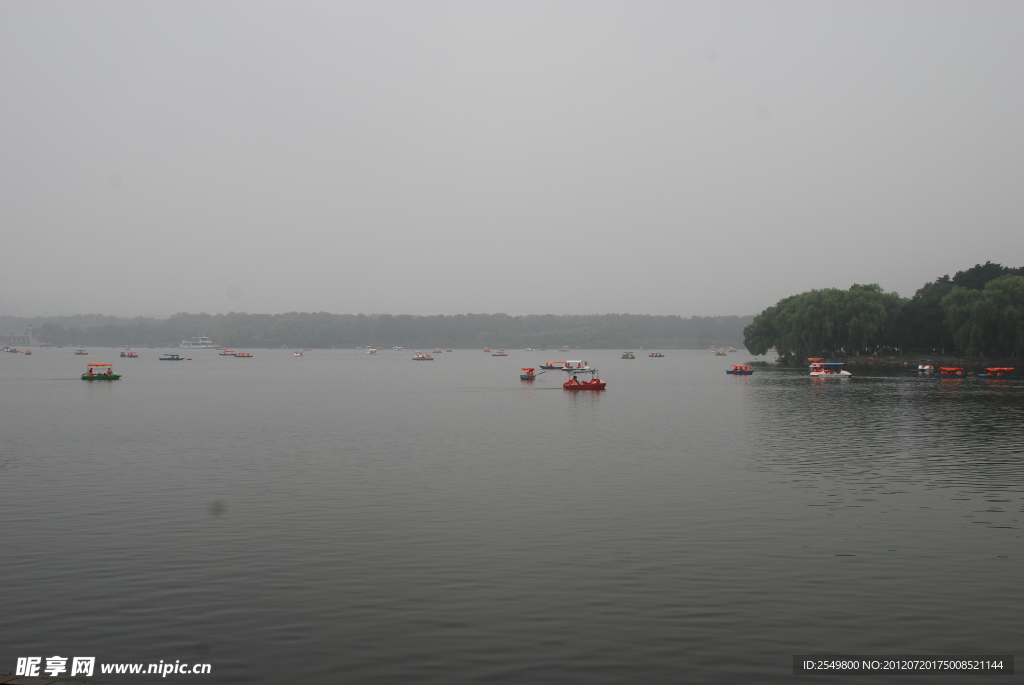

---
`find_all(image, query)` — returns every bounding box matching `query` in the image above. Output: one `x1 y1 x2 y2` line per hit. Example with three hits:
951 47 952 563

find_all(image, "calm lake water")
2 349 1021 683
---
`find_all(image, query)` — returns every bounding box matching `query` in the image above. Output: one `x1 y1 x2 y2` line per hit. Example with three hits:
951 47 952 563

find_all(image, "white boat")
561 360 591 371
918 359 934 371
809 362 852 377
180 335 217 349
367 348 378 354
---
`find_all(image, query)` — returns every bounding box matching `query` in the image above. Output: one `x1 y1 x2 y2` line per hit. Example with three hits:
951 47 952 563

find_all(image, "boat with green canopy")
82 363 121 380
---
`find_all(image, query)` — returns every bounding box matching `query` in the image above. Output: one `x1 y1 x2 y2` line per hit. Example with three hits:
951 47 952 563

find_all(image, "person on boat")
86 369 94 376
571 375 578 384
106 368 113 375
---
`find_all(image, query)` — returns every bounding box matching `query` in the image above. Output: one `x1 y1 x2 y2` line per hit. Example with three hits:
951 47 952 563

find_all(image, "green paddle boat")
82 363 121 380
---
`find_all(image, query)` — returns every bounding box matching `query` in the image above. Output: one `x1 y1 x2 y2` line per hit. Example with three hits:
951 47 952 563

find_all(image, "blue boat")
977 367 1019 379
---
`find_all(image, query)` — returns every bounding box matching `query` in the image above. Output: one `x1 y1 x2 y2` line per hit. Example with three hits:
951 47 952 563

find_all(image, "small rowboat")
562 365 604 390
540 361 566 369
412 351 434 360
648 352 664 358
726 364 753 375
563 375 606 391
520 367 544 380
82 363 120 380
621 352 635 359
810 362 851 377
159 354 185 361
935 367 965 378
234 352 253 358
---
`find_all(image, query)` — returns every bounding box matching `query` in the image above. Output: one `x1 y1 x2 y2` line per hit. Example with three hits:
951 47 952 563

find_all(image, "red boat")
978 367 1019 379
936 367 965 378
563 375 606 391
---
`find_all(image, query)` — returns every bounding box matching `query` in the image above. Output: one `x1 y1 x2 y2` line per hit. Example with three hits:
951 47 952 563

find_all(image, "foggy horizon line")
4 310 758 320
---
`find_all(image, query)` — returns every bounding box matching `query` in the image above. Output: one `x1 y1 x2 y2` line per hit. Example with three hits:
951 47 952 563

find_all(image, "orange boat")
726 364 753 375
978 367 1019 379
520 367 544 381
936 367 964 378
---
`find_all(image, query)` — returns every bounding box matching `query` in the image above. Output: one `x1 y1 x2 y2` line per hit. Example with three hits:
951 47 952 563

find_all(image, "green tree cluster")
743 262 1024 359
742 284 902 358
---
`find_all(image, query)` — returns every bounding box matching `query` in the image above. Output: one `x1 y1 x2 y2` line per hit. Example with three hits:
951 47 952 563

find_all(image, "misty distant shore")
1 312 752 350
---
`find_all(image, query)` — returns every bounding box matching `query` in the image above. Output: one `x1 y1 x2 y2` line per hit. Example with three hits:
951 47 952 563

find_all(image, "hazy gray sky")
2 1 1021 318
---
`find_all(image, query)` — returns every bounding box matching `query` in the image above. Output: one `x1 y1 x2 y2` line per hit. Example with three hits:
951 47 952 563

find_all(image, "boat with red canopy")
520 367 545 381
978 367 1019 379
726 364 753 375
936 367 965 378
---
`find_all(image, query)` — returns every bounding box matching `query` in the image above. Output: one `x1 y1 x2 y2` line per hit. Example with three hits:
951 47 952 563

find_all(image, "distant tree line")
743 262 1024 359
13 312 752 350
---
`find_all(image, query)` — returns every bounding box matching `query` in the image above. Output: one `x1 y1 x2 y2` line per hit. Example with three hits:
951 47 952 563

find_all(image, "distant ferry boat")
180 335 217 349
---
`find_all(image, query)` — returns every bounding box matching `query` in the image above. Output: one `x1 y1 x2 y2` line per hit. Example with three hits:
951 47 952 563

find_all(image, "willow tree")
744 284 903 359
943 275 1024 357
